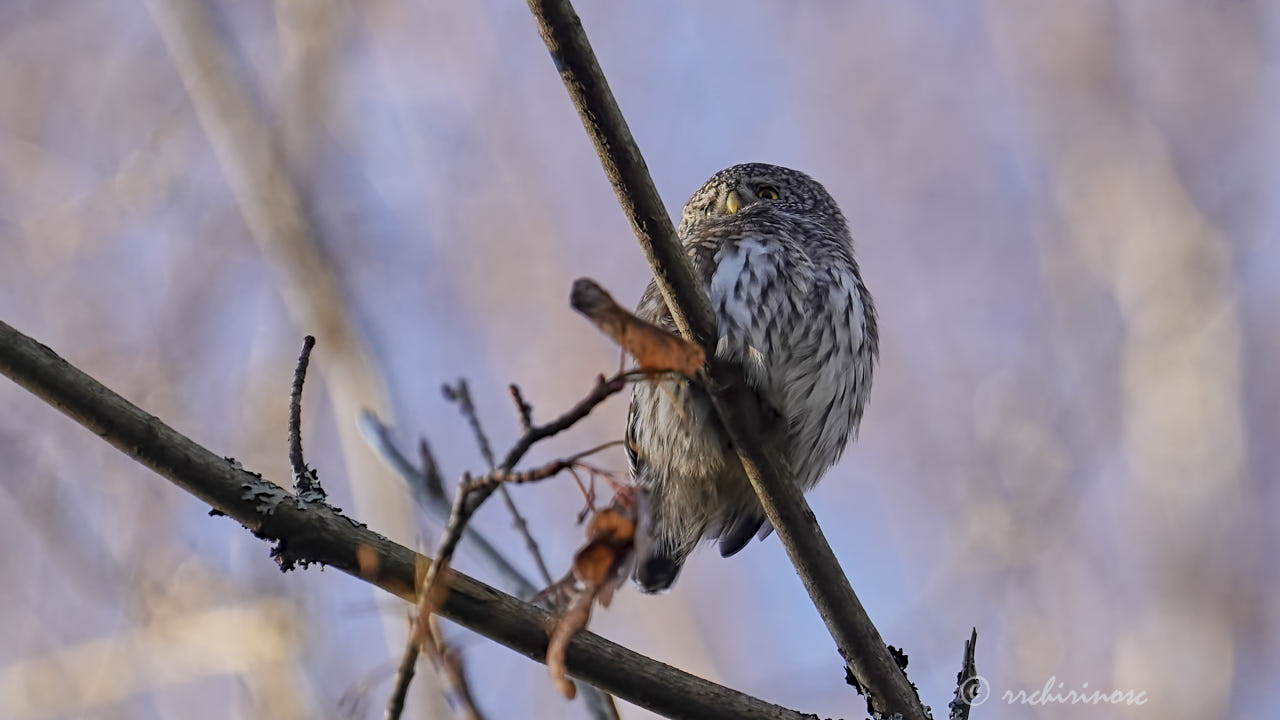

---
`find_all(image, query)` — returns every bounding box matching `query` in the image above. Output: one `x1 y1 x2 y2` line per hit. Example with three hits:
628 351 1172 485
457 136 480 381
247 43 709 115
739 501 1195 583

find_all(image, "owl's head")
677 163 847 237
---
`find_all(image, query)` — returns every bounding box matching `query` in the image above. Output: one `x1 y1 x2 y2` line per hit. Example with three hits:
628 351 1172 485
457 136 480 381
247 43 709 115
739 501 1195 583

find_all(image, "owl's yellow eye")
757 186 780 201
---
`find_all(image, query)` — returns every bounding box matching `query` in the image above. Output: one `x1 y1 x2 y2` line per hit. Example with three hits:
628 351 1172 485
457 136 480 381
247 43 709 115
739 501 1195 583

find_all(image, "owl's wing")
624 389 643 479
625 274 675 483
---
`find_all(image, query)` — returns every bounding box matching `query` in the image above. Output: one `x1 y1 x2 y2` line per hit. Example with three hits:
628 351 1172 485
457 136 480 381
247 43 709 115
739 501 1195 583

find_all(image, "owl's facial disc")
678 163 847 238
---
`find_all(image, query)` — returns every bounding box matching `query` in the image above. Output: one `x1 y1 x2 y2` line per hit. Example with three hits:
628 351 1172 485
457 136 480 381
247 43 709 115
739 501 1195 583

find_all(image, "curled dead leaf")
570 278 705 376
545 502 638 698
546 589 591 699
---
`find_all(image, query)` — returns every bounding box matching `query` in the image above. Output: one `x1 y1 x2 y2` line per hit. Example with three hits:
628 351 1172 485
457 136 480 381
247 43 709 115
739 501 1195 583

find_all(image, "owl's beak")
725 189 744 214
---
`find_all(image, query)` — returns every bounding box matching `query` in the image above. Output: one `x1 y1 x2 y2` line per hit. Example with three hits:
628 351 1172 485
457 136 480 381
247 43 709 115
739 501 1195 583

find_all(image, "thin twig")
508 383 534 432
442 380 498 468
419 437 445 500
488 369 665 490
0 319 816 720
337 658 400 720
949 628 980 720
444 379 555 585
462 441 624 494
495 487 553 584
384 633 418 720
526 1 930 715
422 615 486 720
386 479 471 720
289 335 325 501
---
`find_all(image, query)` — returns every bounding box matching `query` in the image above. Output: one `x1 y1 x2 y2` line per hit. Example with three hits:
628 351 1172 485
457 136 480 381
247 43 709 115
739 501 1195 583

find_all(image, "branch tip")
288 334 324 502
948 628 980 720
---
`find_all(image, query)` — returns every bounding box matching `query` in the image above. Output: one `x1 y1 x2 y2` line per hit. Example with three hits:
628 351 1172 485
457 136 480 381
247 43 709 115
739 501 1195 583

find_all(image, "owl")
626 163 878 593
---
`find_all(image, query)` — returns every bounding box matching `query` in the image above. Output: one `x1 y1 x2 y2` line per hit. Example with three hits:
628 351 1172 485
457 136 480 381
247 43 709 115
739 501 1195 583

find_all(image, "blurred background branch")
141 0 443 712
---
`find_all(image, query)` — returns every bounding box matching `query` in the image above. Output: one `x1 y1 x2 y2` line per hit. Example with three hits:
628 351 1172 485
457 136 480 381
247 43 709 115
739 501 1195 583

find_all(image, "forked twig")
462 441 624 494
444 379 555 586
384 371 640 719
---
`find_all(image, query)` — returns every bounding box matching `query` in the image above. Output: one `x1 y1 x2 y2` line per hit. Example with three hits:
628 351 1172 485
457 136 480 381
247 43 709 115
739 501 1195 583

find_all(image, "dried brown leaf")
573 543 618 587
585 505 636 545
546 589 592 699
571 278 705 375
545 501 639 697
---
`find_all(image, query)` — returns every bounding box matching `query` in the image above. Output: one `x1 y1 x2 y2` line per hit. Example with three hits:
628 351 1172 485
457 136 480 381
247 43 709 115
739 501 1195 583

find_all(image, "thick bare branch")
525 2 927 717
522 7 715 348
0 319 819 720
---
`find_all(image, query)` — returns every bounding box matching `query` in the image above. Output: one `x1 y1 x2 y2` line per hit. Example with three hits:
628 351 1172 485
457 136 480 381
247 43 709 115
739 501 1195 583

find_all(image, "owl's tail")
634 551 684 594
630 487 690 594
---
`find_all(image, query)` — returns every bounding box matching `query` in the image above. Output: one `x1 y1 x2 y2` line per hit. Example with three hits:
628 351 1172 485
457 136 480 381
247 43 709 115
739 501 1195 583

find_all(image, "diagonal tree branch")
0 319 815 720
524 2 928 717
524 4 715 349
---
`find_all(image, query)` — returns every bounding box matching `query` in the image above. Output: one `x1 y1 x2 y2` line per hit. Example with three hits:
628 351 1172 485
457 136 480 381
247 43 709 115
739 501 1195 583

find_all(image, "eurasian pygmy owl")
626 163 878 593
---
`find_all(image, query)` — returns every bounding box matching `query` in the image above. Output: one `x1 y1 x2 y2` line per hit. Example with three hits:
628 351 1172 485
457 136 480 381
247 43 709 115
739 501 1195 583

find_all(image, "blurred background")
1 1 1276 718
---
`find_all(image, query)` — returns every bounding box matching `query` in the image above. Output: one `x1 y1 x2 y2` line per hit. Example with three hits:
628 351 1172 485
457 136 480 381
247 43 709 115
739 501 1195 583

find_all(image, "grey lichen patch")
241 478 287 515
292 485 328 508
